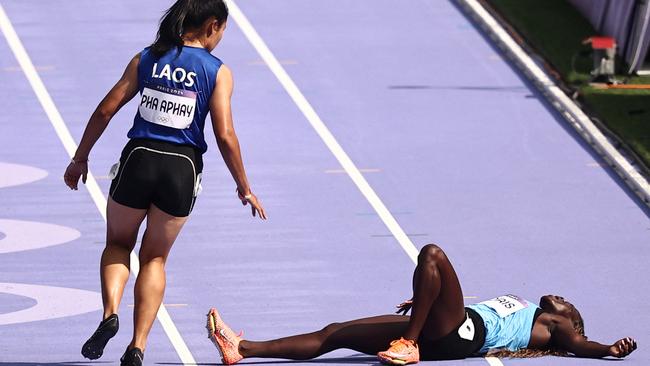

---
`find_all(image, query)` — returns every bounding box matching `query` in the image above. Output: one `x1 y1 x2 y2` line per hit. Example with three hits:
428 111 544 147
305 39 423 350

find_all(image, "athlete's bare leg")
102 198 147 319
130 204 188 351
404 244 466 342
240 315 410 359
237 244 466 359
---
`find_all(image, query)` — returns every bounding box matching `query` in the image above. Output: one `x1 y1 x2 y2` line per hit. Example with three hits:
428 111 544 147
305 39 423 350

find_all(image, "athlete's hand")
237 189 267 220
395 299 413 315
608 337 637 358
64 161 88 190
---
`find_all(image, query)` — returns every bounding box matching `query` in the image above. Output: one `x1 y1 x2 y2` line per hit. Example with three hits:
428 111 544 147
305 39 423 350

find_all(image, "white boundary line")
456 0 650 209
0 5 197 365
225 2 503 366
225 0 420 263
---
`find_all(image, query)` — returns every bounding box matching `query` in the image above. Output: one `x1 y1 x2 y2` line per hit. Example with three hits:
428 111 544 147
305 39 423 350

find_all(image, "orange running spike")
377 338 420 365
206 308 244 365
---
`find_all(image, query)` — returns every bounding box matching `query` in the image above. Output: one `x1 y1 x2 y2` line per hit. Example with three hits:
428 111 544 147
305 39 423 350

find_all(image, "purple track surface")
1 1 648 365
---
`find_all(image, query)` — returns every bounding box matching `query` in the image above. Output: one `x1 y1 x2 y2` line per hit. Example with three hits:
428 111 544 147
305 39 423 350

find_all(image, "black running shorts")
419 307 486 360
109 139 203 217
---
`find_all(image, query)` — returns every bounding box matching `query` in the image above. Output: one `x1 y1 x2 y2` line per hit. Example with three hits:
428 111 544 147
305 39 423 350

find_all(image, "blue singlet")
128 46 223 154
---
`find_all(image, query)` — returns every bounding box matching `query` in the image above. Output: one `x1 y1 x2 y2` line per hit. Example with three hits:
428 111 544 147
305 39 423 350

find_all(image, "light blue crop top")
467 295 540 353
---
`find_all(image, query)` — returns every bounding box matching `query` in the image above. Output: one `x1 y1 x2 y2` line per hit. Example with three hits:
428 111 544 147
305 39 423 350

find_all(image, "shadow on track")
0 363 111 366
157 355 379 366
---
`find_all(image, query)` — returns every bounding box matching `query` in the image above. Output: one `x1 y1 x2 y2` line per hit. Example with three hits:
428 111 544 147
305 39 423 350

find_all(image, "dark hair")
151 0 229 57
489 312 585 358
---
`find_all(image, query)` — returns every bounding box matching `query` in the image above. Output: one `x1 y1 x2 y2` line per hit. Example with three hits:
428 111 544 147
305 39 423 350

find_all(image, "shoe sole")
81 322 118 360
378 354 417 365
206 310 227 364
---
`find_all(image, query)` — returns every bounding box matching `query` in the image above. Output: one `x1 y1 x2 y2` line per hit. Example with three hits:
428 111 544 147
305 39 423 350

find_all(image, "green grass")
486 0 650 171
582 88 650 166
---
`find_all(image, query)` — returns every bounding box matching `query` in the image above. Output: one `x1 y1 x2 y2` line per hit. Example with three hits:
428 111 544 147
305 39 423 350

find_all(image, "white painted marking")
224 4 509 366
0 5 196 365
485 356 504 366
225 0 420 264
223 0 508 359
0 283 102 325
458 0 650 209
0 162 48 188
0 219 80 254
325 168 381 174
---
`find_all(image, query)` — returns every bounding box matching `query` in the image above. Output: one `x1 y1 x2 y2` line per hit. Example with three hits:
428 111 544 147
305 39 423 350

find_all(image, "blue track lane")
1 1 648 365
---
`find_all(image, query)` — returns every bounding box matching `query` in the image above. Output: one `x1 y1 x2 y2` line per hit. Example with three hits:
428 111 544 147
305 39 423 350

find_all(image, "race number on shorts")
139 83 197 129
480 294 528 318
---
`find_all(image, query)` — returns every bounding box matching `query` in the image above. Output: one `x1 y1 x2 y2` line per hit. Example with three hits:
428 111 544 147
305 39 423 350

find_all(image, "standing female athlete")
63 1 266 365
206 244 637 364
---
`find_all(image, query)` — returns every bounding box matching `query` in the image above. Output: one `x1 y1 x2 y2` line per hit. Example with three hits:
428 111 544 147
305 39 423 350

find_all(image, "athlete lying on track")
206 244 637 364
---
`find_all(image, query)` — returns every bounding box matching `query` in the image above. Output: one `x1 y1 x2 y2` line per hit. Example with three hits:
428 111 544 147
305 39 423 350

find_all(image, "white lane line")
226 3 502 366
485 357 504 366
0 5 196 365
325 168 381 174
225 0 420 264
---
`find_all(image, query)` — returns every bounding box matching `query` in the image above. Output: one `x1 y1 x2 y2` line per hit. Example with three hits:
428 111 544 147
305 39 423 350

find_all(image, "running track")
0 1 648 365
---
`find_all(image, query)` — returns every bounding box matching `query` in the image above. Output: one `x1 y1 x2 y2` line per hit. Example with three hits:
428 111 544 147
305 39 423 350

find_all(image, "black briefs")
109 138 203 217
418 307 486 360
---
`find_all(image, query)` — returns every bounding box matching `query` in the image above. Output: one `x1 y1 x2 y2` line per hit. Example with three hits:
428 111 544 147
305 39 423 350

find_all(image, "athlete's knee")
138 251 166 265
418 243 447 264
317 322 343 350
319 322 342 339
106 235 136 251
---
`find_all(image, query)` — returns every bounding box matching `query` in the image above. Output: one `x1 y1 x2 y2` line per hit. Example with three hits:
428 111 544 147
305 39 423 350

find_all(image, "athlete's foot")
206 308 244 365
81 314 119 360
120 347 144 366
377 338 420 365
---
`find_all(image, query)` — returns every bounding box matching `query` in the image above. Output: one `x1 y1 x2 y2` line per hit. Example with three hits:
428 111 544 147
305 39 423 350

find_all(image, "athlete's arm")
64 53 141 190
551 316 637 358
209 64 266 219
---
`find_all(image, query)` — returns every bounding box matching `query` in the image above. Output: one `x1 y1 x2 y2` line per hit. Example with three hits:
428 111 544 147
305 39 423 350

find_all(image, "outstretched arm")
209 64 266 219
64 53 140 190
551 317 637 358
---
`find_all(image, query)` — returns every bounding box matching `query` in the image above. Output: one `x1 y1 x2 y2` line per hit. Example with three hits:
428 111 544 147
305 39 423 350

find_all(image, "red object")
589 36 616 49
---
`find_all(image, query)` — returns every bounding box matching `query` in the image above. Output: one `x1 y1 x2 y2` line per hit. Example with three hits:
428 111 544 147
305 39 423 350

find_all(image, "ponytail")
151 0 229 58
151 0 189 57
488 318 585 358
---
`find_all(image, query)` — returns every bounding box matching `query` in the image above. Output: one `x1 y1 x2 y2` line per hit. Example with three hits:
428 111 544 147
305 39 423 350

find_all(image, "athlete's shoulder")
216 64 232 82
139 46 152 58
204 51 224 68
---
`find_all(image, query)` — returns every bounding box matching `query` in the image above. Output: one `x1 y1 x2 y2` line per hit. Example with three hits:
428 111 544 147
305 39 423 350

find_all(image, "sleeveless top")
466 294 540 353
127 46 223 154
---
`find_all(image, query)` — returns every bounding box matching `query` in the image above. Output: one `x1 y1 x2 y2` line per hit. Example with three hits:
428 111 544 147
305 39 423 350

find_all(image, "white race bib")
480 294 528 318
138 83 197 129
